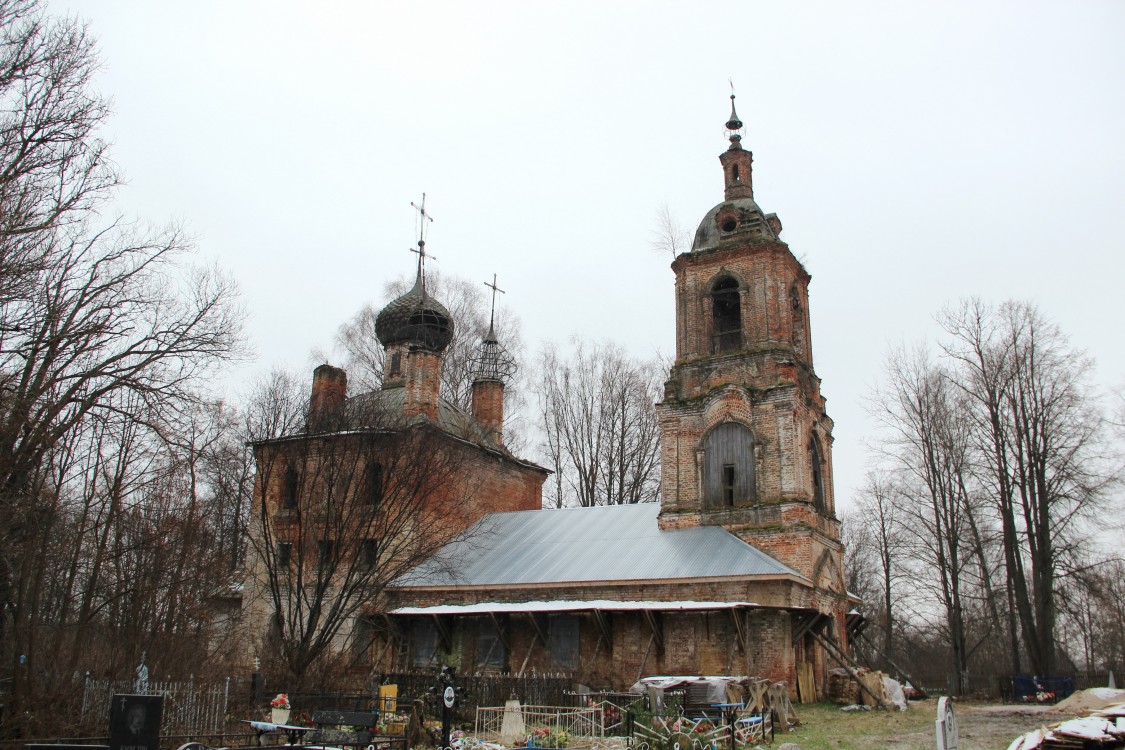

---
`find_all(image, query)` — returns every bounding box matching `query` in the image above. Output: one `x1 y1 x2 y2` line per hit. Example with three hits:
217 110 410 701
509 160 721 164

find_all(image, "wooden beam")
791 611 828 645
856 630 927 699
642 610 664 655
811 629 890 709
636 631 656 683
526 612 548 646
431 614 452 653
591 609 613 651
489 612 511 651
729 608 747 654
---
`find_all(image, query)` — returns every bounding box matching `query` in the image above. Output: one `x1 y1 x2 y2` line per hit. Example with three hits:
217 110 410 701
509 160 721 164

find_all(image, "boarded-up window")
476 618 506 670
703 423 755 507
413 619 438 668
548 615 580 670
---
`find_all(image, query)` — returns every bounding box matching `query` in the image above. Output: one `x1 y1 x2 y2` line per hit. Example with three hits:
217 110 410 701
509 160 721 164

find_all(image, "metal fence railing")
475 704 603 746
81 675 231 734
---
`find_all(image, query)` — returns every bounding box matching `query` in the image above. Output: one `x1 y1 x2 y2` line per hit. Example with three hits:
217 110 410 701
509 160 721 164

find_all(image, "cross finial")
409 193 437 289
483 273 506 332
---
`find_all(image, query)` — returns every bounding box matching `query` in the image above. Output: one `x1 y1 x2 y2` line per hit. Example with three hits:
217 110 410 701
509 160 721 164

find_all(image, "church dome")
691 197 782 253
374 274 455 352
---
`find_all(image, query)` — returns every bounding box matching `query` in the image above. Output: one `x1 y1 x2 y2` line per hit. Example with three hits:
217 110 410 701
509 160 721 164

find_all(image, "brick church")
243 95 853 697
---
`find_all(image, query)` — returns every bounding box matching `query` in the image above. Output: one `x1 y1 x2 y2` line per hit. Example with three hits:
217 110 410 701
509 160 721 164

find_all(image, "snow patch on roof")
390 599 760 615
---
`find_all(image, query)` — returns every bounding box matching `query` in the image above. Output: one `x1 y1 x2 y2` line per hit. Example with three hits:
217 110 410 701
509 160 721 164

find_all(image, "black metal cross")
408 193 438 288
483 273 505 328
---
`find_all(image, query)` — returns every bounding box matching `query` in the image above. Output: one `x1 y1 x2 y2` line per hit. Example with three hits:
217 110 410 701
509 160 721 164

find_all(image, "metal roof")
394 503 802 588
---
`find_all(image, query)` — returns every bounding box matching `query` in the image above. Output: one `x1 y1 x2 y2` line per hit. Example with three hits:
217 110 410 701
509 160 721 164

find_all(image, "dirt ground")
777 699 1065 750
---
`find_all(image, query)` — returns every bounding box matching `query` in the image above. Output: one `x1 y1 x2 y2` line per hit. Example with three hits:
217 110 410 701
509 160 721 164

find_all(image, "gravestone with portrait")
109 694 163 750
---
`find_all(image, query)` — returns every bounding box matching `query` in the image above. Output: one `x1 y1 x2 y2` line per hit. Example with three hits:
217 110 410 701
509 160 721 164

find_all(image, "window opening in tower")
283 466 299 509
810 437 825 513
712 277 741 352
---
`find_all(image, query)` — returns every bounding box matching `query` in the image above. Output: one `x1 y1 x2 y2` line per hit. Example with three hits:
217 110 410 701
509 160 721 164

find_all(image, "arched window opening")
810 436 825 513
389 352 402 375
703 423 755 507
732 164 740 182
283 466 299 509
711 276 742 352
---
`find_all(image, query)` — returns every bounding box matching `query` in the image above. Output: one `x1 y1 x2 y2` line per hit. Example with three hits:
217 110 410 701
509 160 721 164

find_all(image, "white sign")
443 686 455 709
935 696 958 750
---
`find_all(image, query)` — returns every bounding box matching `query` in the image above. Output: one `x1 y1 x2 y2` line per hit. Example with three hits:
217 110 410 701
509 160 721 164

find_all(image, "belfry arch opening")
810 435 825 513
711 276 741 352
703 422 755 507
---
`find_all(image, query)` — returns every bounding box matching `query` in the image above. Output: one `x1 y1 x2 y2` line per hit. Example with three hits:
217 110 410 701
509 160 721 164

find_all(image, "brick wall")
471 380 505 442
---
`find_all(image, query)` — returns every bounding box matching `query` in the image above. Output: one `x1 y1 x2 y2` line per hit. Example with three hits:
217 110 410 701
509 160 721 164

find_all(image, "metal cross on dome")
409 193 437 284
484 273 505 329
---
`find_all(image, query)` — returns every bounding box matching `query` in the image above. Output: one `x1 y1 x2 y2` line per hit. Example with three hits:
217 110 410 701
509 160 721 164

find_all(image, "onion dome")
469 323 517 383
374 272 455 352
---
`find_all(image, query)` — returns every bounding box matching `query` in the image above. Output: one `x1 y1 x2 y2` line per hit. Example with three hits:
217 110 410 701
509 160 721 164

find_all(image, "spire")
719 84 753 200
470 274 516 383
725 81 745 150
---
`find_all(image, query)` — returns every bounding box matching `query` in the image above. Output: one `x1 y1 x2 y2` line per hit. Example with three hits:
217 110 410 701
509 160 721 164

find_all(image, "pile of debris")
1006 701 1125 749
826 668 908 710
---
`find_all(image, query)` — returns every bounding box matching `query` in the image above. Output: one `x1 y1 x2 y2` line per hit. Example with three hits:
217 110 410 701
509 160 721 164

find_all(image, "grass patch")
774 702 933 750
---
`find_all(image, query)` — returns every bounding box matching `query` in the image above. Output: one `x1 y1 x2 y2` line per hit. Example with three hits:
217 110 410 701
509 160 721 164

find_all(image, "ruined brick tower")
657 95 845 599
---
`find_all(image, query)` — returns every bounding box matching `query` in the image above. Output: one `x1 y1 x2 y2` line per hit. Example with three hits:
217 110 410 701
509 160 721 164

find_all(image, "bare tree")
852 471 907 664
940 299 1112 677
0 1 246 730
870 344 979 694
649 203 691 259
535 339 662 507
244 372 484 686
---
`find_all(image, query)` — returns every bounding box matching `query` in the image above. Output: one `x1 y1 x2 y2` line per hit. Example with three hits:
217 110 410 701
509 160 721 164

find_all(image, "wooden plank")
489 612 511 651
431 614 452 652
636 631 656 683
591 609 613 651
729 608 746 654
643 610 664 655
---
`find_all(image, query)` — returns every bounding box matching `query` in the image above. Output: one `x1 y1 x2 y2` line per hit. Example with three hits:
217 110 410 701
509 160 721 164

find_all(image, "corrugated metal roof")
394 503 801 588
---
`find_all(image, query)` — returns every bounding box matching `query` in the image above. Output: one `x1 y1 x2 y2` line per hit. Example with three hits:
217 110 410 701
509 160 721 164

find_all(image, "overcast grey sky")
51 1 1125 513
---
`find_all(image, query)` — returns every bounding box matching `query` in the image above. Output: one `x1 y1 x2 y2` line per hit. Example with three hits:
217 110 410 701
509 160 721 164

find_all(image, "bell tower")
657 94 842 588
